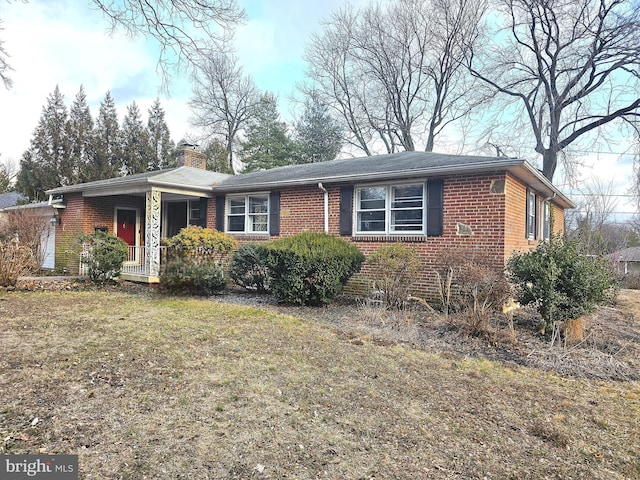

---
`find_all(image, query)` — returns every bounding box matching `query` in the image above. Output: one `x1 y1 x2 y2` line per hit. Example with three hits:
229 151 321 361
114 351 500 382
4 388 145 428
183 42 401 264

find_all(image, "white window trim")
526 189 537 240
354 182 426 235
226 193 271 235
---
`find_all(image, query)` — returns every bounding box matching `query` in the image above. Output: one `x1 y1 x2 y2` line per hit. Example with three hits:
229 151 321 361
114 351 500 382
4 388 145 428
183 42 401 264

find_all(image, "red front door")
116 209 137 246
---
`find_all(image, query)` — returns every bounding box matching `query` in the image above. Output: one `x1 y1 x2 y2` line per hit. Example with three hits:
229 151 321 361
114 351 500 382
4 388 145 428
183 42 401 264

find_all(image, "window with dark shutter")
339 186 354 236
215 195 225 231
426 179 443 236
269 191 280 236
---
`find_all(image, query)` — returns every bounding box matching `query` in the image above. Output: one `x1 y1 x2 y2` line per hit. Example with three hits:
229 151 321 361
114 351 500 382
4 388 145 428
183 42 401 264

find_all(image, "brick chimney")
176 143 207 169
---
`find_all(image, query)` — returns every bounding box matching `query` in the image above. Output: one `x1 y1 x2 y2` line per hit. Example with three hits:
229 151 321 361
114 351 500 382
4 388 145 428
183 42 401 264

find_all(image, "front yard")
1 289 638 479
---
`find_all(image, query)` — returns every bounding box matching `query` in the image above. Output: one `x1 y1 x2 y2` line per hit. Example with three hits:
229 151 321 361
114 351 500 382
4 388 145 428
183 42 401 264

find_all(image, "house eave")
215 158 575 209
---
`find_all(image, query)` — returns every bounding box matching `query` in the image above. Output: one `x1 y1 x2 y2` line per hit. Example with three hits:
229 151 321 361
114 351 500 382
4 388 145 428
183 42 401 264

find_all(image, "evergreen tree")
0 157 14 193
121 101 149 175
147 98 175 170
93 91 122 180
67 86 95 183
240 93 297 173
15 85 70 200
204 139 234 174
295 90 343 164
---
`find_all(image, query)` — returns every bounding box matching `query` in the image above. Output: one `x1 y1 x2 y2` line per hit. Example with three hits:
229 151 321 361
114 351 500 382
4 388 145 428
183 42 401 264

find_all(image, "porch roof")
215 151 575 209
46 167 231 198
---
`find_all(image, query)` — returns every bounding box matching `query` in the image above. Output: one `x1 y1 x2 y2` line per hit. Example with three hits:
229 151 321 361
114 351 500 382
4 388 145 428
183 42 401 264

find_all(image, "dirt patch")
212 287 640 382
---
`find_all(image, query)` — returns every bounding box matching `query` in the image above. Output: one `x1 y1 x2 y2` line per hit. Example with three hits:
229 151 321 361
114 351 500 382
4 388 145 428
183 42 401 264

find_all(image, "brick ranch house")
46 148 574 298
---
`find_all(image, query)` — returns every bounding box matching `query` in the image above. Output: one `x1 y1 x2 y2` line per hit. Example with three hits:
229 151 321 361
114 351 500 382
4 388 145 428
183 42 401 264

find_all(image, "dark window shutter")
426 179 443 236
269 191 280 236
198 198 208 227
339 186 354 236
215 195 225 231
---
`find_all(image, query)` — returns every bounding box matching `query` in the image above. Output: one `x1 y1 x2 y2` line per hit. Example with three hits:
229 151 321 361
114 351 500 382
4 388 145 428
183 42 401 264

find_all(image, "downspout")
318 183 329 234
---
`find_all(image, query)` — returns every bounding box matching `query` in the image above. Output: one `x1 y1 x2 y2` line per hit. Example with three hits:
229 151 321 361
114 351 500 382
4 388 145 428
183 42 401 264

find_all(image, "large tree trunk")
541 149 557 181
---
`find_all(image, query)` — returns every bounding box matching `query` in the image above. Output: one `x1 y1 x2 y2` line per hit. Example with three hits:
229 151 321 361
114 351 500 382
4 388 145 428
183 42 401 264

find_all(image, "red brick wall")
210 172 567 300
56 193 145 273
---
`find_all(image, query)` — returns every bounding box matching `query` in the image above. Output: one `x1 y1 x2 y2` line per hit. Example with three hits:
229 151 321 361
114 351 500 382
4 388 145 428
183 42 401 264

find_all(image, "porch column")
145 189 162 280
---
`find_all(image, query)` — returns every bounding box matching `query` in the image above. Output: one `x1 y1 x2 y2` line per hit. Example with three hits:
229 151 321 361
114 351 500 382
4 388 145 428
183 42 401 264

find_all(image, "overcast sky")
0 0 637 219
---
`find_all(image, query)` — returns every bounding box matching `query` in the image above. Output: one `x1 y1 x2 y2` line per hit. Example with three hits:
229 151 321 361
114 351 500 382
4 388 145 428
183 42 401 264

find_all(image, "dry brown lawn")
0 288 638 479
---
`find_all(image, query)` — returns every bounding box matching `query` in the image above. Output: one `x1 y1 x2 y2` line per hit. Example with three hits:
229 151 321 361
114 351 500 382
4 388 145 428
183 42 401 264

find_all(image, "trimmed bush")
260 232 365 306
163 225 237 262
161 226 236 295
161 259 226 296
80 230 129 283
228 243 270 293
507 235 618 333
367 243 421 308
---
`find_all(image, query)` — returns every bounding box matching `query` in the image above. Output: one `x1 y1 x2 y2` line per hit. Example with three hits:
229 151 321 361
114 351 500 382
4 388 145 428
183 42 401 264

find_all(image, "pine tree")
67 86 95 183
240 93 297 173
121 101 149 175
147 98 175 170
204 139 234 174
93 91 122 180
15 85 70 200
295 90 343 164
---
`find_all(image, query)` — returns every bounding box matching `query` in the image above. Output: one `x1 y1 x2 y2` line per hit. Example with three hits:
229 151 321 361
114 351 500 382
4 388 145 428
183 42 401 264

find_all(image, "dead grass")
0 290 639 479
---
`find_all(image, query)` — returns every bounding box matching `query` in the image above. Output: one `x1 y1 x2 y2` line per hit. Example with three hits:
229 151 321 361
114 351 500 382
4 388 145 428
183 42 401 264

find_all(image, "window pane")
391 209 423 231
227 215 244 232
250 214 268 232
358 211 385 232
229 197 245 215
359 187 386 210
392 185 423 209
249 196 268 213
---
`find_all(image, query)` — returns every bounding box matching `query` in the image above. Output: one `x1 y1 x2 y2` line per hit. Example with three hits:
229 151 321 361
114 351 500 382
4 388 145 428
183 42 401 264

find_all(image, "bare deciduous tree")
189 53 260 173
0 1 245 90
467 0 640 181
302 0 484 155
92 0 245 88
0 19 12 89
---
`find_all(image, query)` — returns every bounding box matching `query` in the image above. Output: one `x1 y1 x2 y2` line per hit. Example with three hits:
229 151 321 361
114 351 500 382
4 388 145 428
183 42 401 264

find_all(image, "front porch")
46 165 232 282
80 244 167 283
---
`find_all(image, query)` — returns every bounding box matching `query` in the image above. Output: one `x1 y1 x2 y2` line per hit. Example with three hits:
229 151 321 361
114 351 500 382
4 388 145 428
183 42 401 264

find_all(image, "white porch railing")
80 244 166 278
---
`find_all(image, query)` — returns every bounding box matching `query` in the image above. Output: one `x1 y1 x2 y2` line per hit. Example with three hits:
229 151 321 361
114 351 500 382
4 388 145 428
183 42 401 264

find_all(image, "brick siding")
211 172 565 301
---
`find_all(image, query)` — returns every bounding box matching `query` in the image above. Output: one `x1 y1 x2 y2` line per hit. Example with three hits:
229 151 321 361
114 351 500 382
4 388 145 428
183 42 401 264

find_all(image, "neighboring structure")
46 149 574 297
606 247 640 275
1 200 57 270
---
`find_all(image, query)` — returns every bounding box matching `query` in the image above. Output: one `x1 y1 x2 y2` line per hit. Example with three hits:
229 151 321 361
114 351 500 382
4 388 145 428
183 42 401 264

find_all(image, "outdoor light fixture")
50 212 60 226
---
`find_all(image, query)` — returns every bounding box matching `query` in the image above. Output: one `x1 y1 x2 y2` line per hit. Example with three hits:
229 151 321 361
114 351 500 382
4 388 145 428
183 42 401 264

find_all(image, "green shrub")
367 243 421 308
80 230 129 283
260 232 365 306
161 226 235 295
163 225 237 263
161 258 226 295
507 235 618 333
228 243 271 293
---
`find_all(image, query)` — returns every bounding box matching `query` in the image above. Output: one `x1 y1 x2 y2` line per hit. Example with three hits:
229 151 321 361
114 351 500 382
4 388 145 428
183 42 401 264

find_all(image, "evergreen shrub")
161 226 236 295
228 243 271 293
507 235 618 333
80 230 129 283
261 232 365 306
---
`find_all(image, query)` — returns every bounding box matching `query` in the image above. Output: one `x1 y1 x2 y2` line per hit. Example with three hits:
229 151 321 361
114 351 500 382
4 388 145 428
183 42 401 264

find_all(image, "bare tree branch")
189 52 260 173
467 0 640 181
